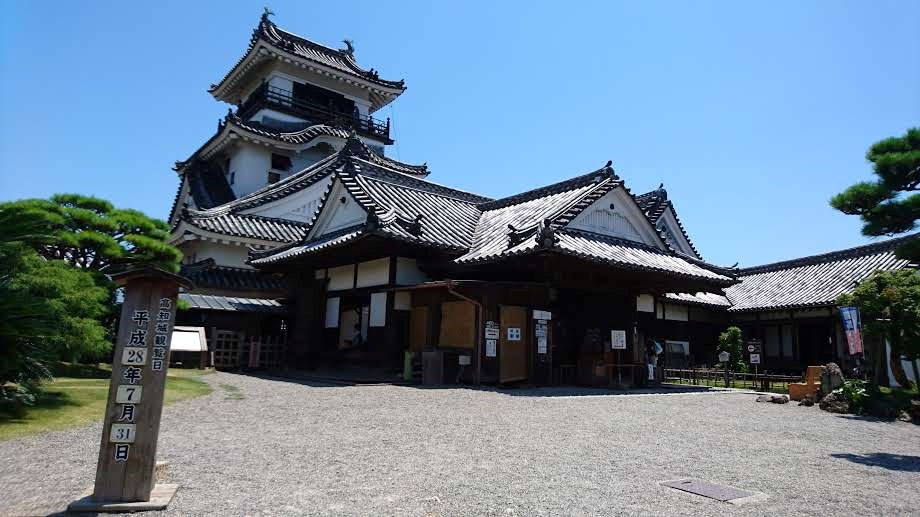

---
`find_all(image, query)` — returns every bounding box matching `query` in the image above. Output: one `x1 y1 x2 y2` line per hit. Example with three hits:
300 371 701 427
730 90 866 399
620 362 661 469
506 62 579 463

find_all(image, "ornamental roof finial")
341 39 355 57
262 7 275 21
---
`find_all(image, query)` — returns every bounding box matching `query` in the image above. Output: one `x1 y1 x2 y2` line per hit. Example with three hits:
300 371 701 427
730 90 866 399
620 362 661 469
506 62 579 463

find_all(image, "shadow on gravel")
237 371 722 398
830 452 920 472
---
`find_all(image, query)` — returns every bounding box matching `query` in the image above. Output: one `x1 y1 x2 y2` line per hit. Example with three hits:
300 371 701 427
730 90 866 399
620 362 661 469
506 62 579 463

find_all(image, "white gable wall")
179 240 252 269
309 180 368 237
657 207 699 258
241 176 333 223
566 188 665 249
228 142 272 198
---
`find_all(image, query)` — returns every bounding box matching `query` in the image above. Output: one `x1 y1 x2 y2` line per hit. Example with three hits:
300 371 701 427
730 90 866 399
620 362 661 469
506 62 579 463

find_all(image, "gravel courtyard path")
1 372 918 516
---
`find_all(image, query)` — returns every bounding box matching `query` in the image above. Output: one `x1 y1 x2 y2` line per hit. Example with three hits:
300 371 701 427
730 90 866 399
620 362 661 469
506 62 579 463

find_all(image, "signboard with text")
85 269 191 506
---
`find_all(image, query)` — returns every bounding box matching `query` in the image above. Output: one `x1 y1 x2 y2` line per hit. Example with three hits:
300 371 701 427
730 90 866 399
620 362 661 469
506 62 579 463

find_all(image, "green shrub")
836 379 869 413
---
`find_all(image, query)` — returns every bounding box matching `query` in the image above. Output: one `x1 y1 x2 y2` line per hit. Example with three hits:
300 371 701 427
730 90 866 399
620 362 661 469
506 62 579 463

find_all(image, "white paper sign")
532 310 552 321
109 423 136 443
507 327 522 341
749 353 761 365
115 385 143 404
611 330 627 350
486 339 497 357
121 347 147 366
485 321 500 340
537 336 547 354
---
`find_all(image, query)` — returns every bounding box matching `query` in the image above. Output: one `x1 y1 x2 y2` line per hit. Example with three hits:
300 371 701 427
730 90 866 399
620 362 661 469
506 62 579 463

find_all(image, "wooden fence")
663 368 801 393
211 329 286 370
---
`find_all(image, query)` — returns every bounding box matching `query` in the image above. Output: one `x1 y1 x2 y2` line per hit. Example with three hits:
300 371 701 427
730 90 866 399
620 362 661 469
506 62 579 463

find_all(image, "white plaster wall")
243 176 332 222
252 108 305 124
180 240 251 269
370 292 388 327
228 143 271 197
311 182 367 237
663 303 689 322
657 208 698 258
567 189 662 248
290 148 332 172
325 297 340 328
395 257 429 285
356 258 390 288
327 264 355 291
636 294 655 313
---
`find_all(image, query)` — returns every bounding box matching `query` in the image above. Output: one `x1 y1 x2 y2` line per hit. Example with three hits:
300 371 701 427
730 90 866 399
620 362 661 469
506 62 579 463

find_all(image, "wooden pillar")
69 268 192 512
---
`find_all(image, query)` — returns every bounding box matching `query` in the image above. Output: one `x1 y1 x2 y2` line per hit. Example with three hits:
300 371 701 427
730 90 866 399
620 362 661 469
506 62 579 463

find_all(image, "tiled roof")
724 235 917 312
457 170 612 264
554 230 734 284
211 13 405 109
250 225 367 265
635 186 701 259
664 292 732 308
249 147 489 266
636 187 670 221
231 117 351 144
180 259 286 291
179 293 285 313
179 210 309 243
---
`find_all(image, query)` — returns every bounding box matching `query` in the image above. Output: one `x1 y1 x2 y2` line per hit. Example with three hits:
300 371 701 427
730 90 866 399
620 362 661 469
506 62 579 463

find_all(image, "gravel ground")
2 371 919 516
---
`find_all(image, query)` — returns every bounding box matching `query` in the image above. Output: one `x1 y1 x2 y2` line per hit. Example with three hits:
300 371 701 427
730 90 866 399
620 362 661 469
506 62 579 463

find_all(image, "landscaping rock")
908 400 920 422
820 362 844 397
819 391 850 414
865 398 899 419
798 397 815 407
898 410 912 422
756 395 772 403
770 395 789 404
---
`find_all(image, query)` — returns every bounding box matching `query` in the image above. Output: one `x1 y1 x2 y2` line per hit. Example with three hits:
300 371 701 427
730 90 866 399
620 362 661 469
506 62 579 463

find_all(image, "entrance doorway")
500 305 528 383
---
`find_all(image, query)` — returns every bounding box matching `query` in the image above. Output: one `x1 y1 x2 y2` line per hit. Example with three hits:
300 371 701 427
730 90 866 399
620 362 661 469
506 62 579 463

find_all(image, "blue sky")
1 1 918 266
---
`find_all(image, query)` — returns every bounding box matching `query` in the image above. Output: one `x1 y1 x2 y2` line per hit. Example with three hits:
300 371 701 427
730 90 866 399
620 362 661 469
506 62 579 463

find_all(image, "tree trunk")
913 359 920 393
889 347 913 389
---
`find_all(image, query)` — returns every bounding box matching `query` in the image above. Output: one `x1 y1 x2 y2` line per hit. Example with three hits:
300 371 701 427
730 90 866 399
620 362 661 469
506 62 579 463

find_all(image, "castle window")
271 153 292 171
229 171 235 185
268 171 281 184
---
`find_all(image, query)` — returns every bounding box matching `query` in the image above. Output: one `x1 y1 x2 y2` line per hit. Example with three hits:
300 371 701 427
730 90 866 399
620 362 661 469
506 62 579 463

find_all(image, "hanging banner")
838 306 863 355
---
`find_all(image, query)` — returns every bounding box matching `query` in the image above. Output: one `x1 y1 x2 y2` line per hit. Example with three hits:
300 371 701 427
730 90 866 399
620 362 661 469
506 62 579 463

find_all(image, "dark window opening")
229 171 235 185
271 153 292 171
268 171 281 184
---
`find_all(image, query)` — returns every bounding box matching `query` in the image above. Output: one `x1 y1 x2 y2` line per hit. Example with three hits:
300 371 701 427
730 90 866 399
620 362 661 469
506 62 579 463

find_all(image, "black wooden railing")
663 367 801 393
239 83 391 142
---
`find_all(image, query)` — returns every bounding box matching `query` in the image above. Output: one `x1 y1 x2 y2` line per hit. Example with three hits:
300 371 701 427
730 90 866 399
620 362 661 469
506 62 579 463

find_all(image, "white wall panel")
636 294 655 313
664 303 689 321
370 292 387 327
395 257 429 285
324 297 340 328
327 264 355 291
356 258 390 288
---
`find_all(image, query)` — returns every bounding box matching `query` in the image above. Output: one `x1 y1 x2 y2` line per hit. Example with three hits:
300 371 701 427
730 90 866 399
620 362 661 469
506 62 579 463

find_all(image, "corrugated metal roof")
724 236 916 312
179 293 285 313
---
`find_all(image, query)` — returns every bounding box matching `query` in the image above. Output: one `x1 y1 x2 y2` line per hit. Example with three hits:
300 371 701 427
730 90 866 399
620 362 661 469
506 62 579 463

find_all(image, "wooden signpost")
69 268 192 513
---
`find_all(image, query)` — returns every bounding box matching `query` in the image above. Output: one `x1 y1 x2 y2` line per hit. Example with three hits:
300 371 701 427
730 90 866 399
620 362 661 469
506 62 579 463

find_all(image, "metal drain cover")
661 479 754 502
